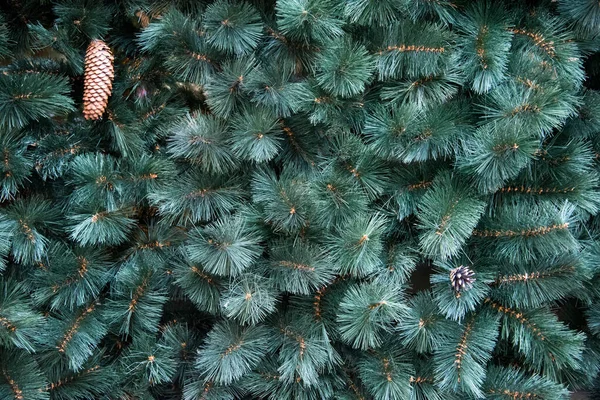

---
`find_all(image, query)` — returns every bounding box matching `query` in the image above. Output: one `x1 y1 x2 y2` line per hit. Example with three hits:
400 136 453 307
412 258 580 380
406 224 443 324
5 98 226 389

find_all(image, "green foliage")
32 243 111 311
138 9 217 85
375 20 453 81
68 153 123 211
0 130 33 201
40 300 107 371
41 352 117 400
406 0 458 25
488 299 585 380
230 107 283 162
315 37 375 98
121 333 177 386
150 168 245 224
0 14 12 59
0 279 44 352
275 0 344 43
398 291 452 354
510 14 585 86
433 310 500 397
0 73 75 130
456 1 513 94
474 201 578 264
343 0 403 26
53 0 112 44
68 208 136 246
481 80 579 137
558 0 600 36
204 57 256 117
379 63 463 110
417 172 486 260
456 121 539 193
172 260 222 314
195 321 272 385
488 255 591 308
274 313 340 386
0 349 49 400
366 99 470 163
220 272 278 325
266 239 334 295
309 167 369 230
186 214 263 277
245 65 309 117
3 196 58 265
484 365 569 400
204 0 263 55
337 283 408 350
103 265 168 336
252 166 312 234
326 213 387 277
357 342 413 399
0 0 599 398
167 113 236 173
0 215 13 272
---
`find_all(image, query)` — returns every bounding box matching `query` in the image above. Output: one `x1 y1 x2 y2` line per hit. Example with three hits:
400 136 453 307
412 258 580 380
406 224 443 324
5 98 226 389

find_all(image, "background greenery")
1 0 600 399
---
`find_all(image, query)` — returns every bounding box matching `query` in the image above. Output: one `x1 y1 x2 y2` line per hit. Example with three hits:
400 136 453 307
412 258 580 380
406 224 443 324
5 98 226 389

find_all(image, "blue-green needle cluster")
1 0 600 399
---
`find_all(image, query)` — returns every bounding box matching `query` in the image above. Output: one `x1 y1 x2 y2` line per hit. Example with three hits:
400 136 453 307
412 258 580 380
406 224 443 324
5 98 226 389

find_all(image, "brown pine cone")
83 40 114 120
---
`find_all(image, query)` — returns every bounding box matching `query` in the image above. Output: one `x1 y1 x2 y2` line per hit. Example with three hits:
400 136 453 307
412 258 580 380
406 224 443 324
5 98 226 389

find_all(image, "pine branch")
220 272 278 325
0 349 48 400
456 1 513 94
203 0 263 55
103 266 168 336
0 72 75 130
267 239 335 295
357 343 413 400
185 213 263 277
325 213 387 277
230 107 283 163
417 172 486 261
149 168 246 225
0 130 33 201
433 310 500 398
0 279 44 352
398 291 453 354
251 166 312 234
172 261 221 315
485 298 585 379
489 255 591 308
195 321 272 385
40 300 106 371
31 243 111 311
275 0 344 44
275 313 340 387
484 365 569 400
473 200 578 264
337 283 408 350
166 113 237 174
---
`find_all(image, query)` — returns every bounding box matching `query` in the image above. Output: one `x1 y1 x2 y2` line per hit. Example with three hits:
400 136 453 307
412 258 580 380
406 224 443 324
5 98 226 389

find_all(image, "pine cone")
83 40 114 120
449 266 475 292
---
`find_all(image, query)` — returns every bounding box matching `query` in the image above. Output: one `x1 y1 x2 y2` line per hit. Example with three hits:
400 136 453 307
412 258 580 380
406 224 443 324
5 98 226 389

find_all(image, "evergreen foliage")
0 0 600 399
